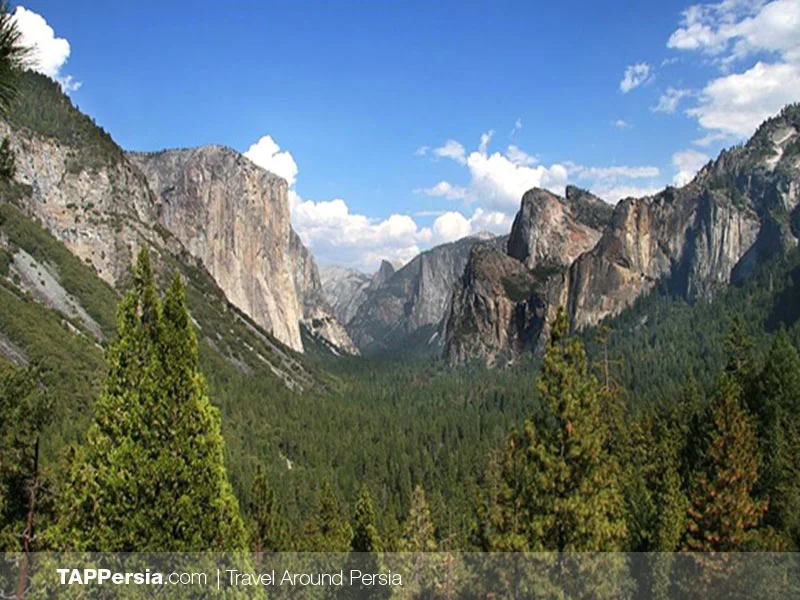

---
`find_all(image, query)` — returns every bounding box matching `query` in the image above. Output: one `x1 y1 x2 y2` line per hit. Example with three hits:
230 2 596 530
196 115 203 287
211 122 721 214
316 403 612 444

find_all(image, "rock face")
347 234 494 352
507 186 612 271
446 104 800 365
444 243 550 366
289 230 359 355
568 105 800 330
0 107 159 286
445 188 610 365
320 260 395 326
129 147 305 352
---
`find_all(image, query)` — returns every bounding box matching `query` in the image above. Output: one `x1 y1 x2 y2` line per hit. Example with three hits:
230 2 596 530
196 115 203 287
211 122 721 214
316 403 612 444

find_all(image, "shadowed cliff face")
444 187 609 366
346 234 496 353
444 243 550 367
129 147 305 352
320 260 395 326
445 104 800 366
289 230 359 355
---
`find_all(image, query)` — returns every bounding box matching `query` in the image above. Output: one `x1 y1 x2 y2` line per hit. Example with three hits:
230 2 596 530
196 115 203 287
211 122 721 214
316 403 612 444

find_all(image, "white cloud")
664 0 800 140
506 145 537 166
568 164 661 180
419 131 664 215
414 181 467 200
688 61 800 137
614 119 631 129
414 146 429 156
672 149 711 185
509 118 523 137
589 184 663 203
432 212 472 244
421 131 569 211
12 6 80 91
667 0 798 62
566 163 662 203
620 63 653 93
432 140 467 164
291 195 432 270
652 87 692 113
244 135 299 186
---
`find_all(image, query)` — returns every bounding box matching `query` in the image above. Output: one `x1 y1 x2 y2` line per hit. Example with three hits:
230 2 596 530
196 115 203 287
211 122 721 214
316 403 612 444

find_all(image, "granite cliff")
129 147 305 351
444 187 611 365
445 104 800 365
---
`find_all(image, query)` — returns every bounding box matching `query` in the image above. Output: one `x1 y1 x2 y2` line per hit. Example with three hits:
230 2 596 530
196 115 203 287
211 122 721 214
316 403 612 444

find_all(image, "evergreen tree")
0 1 30 115
493 308 627 552
48 248 248 551
683 374 772 553
248 466 290 552
751 330 800 547
402 484 437 552
0 365 51 551
0 136 14 181
351 483 383 553
304 479 352 552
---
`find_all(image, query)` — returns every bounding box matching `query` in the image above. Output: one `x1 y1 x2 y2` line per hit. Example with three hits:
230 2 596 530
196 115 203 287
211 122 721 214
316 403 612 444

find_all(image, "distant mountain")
289 230 359 355
444 104 800 365
1 70 355 369
320 259 395 326
345 233 497 353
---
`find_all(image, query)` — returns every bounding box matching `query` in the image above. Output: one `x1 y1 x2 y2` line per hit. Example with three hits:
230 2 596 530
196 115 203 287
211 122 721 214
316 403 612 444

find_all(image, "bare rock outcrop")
129 147 304 352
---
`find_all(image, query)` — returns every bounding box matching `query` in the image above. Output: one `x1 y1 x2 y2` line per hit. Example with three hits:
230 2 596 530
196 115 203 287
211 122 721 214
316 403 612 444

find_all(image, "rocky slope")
444 187 611 365
0 71 327 388
347 234 495 352
444 242 549 366
445 104 800 365
289 230 359 355
0 73 163 286
567 104 799 330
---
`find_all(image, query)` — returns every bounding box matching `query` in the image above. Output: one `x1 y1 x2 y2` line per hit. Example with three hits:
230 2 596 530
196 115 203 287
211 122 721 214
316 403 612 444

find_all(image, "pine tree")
0 365 51 551
751 330 800 547
0 1 31 115
402 484 437 552
48 248 248 551
248 466 290 553
304 479 352 552
499 308 627 551
351 483 383 553
0 136 14 181
684 374 771 553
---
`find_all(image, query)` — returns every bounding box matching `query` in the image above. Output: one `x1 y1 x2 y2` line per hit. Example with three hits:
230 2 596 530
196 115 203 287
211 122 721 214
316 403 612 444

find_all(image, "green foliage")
684 375 773 552
303 479 352 552
0 136 14 181
48 249 248 551
247 465 290 553
351 483 383 553
750 330 800 548
7 71 123 172
0 364 52 551
0 201 118 337
0 1 30 115
485 309 627 552
402 484 437 552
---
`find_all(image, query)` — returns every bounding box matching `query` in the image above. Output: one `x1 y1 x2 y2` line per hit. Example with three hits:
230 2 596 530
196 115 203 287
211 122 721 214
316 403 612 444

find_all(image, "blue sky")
12 0 800 269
